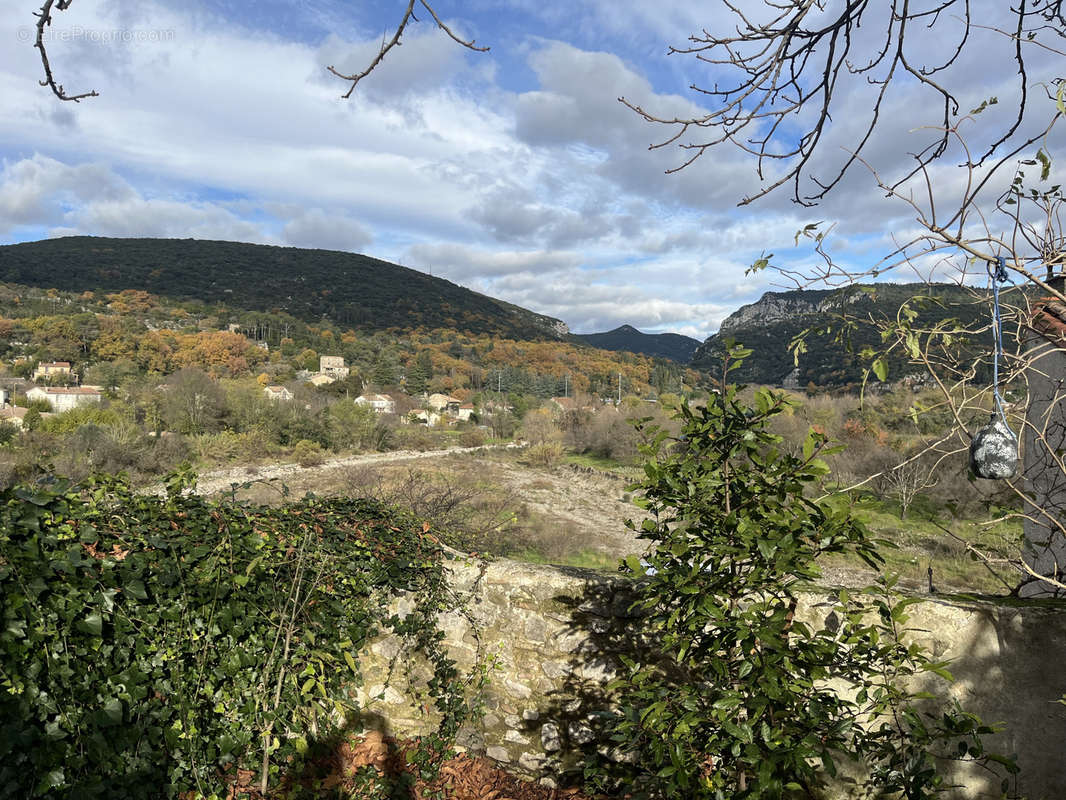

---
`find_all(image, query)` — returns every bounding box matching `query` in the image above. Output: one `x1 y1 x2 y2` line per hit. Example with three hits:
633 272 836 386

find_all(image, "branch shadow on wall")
921 593 1066 800
523 572 1065 800
524 574 655 792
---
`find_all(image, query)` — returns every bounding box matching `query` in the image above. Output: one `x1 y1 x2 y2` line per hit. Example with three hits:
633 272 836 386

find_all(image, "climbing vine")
0 469 474 798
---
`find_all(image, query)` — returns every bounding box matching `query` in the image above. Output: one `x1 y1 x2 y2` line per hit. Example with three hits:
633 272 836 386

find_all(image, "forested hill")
692 283 995 389
574 325 701 362
0 237 570 340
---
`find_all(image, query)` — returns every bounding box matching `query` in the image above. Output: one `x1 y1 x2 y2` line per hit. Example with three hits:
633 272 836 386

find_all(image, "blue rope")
988 255 1016 440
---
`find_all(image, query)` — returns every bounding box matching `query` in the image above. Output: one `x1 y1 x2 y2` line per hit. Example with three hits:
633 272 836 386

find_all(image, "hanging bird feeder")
969 256 1018 479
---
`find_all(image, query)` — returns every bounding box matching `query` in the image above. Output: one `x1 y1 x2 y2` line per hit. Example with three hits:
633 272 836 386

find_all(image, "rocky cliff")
716 288 867 335
692 283 985 388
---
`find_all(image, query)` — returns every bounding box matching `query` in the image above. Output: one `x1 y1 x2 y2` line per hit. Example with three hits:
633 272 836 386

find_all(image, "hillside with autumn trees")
0 280 699 396
0 259 707 487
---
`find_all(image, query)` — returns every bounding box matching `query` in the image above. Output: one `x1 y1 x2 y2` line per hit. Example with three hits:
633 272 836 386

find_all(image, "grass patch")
507 547 618 571
820 493 1024 594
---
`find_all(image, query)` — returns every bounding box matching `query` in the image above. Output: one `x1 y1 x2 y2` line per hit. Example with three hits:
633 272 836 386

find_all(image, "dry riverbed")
154 446 648 570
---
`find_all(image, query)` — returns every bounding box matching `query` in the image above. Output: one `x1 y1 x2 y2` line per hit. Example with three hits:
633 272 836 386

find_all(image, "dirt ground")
170 446 648 568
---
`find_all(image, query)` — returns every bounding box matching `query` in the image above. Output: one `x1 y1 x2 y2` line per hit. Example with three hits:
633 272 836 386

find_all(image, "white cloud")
0 155 267 241
282 208 373 251
405 242 580 281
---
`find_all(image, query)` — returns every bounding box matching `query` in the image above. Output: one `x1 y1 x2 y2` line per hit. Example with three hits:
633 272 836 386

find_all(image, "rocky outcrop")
356 557 1066 799
717 290 829 335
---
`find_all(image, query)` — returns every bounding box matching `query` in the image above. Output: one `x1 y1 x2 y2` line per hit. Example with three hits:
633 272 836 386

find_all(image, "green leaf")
344 651 358 673
871 357 887 382
80 612 103 637
102 697 124 725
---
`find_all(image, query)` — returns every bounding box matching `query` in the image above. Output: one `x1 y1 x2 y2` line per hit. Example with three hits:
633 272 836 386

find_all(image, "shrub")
526 441 563 468
292 438 325 467
458 428 486 448
193 430 277 463
584 373 1015 799
0 422 17 447
395 426 437 452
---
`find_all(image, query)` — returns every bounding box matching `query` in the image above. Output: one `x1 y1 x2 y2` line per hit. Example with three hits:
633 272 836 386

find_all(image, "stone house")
427 393 461 413
0 404 28 428
319 355 350 379
408 409 441 426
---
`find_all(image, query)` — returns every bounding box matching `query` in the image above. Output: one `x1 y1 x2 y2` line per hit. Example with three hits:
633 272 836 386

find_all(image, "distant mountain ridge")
574 324 702 363
0 237 570 341
693 283 991 388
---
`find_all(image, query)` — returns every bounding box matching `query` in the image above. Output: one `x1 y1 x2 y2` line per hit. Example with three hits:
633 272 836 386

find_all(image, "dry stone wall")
355 557 1066 799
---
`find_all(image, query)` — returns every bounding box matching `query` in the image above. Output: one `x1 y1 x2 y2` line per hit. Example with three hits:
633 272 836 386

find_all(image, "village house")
308 374 336 387
427 393 461 413
262 385 293 402
31 361 73 383
456 403 475 422
319 356 350 379
355 393 395 414
408 409 441 426
26 386 102 413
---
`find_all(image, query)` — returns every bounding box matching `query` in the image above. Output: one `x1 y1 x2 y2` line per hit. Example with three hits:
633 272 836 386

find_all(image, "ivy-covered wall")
358 557 1066 800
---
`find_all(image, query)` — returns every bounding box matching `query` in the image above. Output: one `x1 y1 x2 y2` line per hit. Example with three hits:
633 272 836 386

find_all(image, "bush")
584 375 1014 798
394 426 437 452
458 428 486 448
0 422 18 447
292 438 325 467
584 408 642 463
0 476 468 797
193 430 277 463
526 441 563 468
40 406 122 434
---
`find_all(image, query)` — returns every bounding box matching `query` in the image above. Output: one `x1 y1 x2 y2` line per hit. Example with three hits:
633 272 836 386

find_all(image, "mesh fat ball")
969 414 1017 480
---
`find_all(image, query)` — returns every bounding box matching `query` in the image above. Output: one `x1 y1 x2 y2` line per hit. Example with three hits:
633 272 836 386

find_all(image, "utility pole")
564 373 569 398
617 372 622 405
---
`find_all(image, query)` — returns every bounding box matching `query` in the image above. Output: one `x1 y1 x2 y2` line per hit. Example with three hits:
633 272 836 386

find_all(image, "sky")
0 0 1059 340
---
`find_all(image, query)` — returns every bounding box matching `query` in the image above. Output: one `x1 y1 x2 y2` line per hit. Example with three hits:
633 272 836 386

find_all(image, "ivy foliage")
0 470 469 798
586 351 1017 799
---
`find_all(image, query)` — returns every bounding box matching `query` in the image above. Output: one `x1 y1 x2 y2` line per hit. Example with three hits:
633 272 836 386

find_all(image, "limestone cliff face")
717 291 829 335
690 286 882 384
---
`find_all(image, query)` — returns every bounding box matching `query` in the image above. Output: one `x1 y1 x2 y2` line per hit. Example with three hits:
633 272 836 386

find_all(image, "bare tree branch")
326 0 489 99
629 1 1061 207
34 0 99 101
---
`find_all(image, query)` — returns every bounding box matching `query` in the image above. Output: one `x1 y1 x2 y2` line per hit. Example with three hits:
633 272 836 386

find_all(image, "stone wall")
1022 333 1066 597
355 557 1066 799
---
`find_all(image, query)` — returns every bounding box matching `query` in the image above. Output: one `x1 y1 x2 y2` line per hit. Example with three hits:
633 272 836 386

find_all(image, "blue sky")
0 1 1054 339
